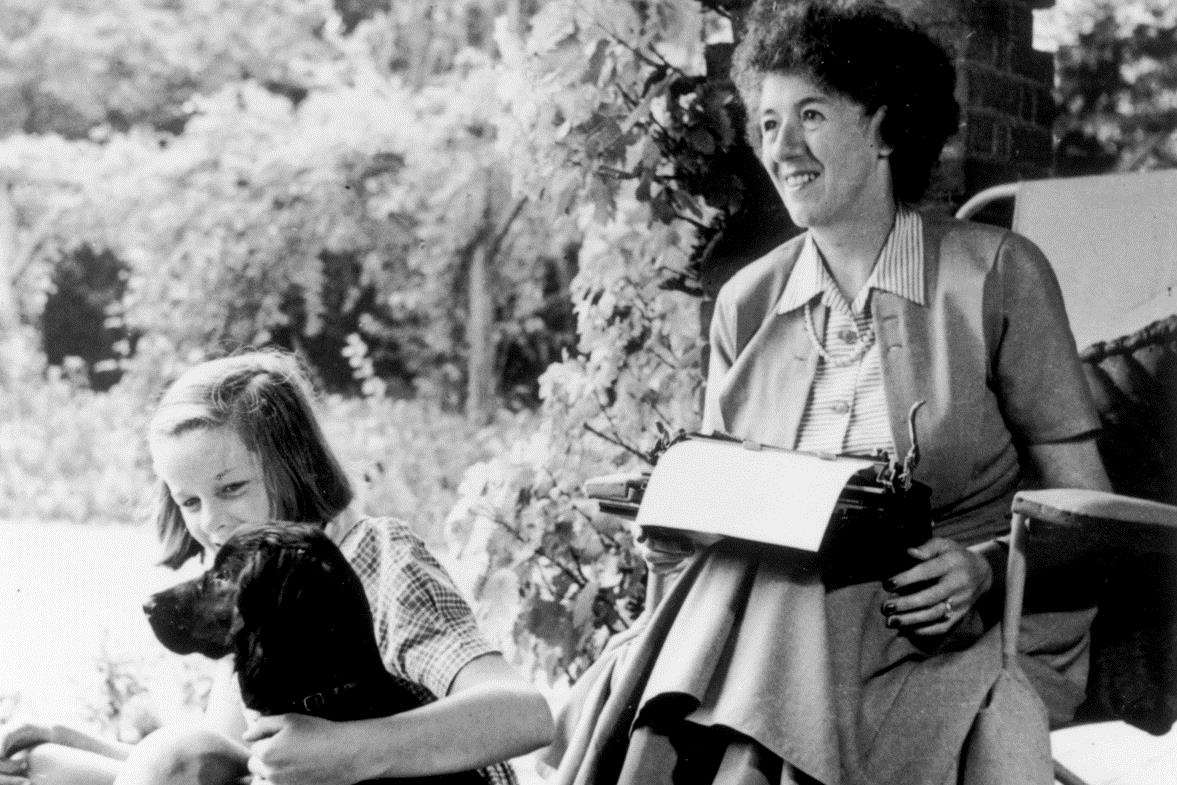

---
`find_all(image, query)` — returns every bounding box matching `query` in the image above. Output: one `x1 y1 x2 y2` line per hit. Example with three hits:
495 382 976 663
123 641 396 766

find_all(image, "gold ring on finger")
942 599 953 618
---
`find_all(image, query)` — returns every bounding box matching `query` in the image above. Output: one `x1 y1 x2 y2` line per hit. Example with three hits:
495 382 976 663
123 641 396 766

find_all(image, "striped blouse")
776 207 926 458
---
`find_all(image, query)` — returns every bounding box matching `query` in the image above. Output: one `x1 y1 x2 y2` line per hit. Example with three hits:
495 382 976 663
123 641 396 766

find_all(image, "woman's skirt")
543 539 1093 785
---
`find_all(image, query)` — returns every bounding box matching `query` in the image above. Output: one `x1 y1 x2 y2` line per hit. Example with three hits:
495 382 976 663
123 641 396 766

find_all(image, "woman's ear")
869 106 892 159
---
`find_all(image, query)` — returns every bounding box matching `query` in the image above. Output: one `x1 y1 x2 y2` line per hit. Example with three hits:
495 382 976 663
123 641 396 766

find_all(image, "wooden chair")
957 170 1177 785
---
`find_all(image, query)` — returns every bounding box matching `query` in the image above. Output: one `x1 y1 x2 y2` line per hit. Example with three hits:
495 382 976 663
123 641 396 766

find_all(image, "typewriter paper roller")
635 439 876 552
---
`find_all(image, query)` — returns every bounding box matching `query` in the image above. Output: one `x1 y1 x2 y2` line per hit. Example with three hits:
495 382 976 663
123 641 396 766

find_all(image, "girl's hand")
0 753 30 785
0 723 52 759
880 537 993 636
243 714 365 785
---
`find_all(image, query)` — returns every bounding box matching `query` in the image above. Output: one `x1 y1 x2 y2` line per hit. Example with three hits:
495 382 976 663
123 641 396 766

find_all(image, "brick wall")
894 0 1058 203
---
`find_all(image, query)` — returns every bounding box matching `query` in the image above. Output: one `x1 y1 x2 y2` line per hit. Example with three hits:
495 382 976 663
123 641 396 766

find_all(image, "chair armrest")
1002 488 1177 667
1012 489 1177 554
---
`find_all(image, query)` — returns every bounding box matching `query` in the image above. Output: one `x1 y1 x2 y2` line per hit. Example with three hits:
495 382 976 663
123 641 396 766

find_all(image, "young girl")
0 350 553 785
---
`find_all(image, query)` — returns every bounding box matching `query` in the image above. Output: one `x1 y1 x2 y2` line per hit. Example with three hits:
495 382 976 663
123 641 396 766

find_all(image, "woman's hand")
880 538 993 636
243 714 361 785
635 526 718 573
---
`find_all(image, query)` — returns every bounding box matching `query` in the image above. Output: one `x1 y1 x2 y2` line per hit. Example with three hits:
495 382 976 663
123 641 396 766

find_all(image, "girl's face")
150 426 271 555
757 71 892 230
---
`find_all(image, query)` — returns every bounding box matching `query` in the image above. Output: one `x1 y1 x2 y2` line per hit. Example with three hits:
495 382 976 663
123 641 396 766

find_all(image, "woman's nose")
768 119 804 160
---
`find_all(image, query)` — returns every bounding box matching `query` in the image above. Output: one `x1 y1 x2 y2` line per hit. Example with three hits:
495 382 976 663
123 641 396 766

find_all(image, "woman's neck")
809 200 898 302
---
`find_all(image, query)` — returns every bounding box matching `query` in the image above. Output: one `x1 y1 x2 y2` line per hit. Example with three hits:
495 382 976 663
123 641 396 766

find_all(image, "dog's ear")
236 542 326 626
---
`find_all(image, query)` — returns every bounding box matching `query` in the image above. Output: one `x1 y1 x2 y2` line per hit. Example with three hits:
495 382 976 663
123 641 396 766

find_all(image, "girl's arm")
0 719 128 785
242 652 553 785
1 725 129 763
203 658 248 741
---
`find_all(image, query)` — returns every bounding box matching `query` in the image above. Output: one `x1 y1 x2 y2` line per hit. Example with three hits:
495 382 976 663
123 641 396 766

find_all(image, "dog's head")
144 522 368 665
143 553 240 659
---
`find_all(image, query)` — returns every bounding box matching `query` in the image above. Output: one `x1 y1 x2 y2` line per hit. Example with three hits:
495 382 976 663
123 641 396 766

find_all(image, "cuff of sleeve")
421 633 501 698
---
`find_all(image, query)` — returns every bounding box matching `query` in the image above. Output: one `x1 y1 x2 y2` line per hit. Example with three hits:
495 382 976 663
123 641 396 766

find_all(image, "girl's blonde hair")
149 350 353 567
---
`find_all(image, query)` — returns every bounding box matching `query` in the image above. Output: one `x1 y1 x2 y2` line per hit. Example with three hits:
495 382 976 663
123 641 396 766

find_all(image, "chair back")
1074 316 1177 734
962 170 1177 348
959 171 1177 734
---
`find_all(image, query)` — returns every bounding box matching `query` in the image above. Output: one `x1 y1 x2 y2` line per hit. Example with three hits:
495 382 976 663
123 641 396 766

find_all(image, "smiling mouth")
782 172 820 189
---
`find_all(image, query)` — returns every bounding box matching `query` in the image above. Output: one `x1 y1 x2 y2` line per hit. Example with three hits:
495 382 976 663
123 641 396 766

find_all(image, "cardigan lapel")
718 303 823 449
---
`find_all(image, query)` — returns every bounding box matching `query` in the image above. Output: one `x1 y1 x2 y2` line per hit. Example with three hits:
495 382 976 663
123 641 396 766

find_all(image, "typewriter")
585 406 932 589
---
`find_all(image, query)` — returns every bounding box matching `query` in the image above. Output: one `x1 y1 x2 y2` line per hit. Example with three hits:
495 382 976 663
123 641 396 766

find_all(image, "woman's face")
757 71 892 230
150 425 271 555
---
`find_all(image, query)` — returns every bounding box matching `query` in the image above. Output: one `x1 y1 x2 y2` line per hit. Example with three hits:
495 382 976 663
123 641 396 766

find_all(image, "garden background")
1 1 1174 782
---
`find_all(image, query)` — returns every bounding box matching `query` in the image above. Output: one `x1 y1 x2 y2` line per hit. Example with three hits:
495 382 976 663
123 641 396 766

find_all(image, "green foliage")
447 0 750 681
0 330 149 522
1047 0 1177 171
1 0 584 405
0 0 340 137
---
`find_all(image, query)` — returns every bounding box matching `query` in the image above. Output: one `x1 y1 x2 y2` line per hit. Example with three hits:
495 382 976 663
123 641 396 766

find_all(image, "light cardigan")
702 212 1100 541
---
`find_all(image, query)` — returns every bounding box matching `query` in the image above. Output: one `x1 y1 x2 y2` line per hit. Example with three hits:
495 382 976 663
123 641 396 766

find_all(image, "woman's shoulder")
923 213 1051 275
716 232 807 307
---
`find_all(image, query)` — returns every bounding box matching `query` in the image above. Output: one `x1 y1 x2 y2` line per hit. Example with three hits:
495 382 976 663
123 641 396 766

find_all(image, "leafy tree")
1046 0 1177 173
0 0 578 407
0 0 339 138
356 4 581 418
0 0 349 384
447 0 793 681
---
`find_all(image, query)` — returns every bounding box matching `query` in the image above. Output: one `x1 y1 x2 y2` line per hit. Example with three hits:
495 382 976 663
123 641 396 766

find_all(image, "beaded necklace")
802 299 876 367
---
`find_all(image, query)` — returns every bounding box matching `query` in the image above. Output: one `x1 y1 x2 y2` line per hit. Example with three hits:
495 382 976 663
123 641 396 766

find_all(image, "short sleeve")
339 518 499 699
989 231 1101 444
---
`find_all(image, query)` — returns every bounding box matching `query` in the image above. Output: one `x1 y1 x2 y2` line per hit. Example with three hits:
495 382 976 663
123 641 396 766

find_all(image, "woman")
0 351 553 785
547 3 1109 784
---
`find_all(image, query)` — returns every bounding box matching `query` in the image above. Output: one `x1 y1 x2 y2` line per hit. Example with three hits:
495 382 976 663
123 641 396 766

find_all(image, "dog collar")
294 679 366 716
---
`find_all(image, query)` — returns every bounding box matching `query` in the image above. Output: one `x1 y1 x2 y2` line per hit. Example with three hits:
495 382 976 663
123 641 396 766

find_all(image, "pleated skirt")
544 539 1093 785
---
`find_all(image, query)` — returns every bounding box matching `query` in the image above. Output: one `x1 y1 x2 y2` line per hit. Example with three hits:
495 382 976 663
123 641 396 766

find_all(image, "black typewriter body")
820 462 932 588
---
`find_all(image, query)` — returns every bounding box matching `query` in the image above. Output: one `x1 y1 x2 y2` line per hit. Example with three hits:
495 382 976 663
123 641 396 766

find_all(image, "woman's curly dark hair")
732 0 961 204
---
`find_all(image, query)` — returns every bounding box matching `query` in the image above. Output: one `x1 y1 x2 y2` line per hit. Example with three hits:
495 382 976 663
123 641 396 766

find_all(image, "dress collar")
774 206 926 314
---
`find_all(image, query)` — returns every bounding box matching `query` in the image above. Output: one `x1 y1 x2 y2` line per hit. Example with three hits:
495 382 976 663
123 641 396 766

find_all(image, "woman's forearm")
968 538 1008 598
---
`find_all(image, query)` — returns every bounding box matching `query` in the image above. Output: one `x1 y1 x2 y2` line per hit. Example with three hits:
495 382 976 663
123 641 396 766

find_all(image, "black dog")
144 523 485 785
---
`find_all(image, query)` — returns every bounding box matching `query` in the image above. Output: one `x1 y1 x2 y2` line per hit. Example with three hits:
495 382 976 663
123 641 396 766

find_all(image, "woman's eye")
220 481 248 497
179 497 200 511
761 118 778 134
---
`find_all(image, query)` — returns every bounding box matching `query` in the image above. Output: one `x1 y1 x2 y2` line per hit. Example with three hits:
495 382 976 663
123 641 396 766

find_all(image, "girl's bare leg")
113 727 247 785
23 745 120 785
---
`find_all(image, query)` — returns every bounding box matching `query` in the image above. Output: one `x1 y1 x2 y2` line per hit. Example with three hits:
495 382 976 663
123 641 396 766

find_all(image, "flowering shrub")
446 0 762 682
0 332 149 523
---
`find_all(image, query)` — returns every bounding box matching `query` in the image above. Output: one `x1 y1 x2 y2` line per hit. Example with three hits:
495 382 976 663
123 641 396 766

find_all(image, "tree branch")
487 194 528 261
583 422 650 463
